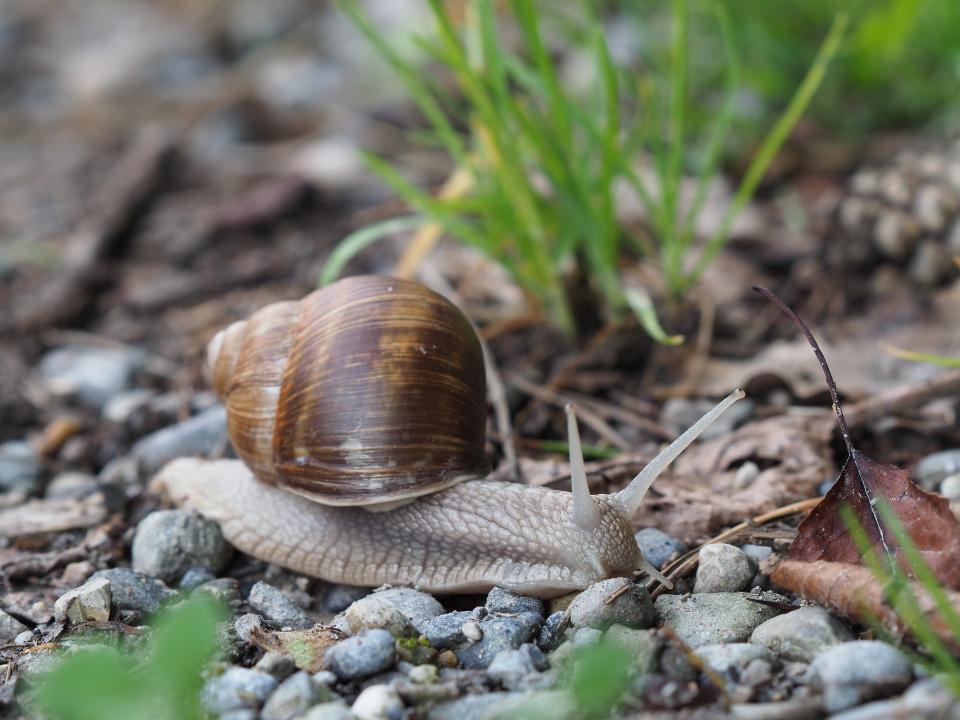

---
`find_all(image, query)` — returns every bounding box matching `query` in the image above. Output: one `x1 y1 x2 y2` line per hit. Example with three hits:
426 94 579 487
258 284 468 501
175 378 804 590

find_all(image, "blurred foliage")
333 0 842 338
30 597 224 720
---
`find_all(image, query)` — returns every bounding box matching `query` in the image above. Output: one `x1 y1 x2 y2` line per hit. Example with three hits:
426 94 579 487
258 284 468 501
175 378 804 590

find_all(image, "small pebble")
351 684 403 720
249 581 312 630
324 628 396 681
0 609 28 642
485 587 545 617
131 404 228 475
261 671 330 720
693 643 777 676
179 566 217 592
408 663 437 684
294 701 354 720
0 441 41 494
462 620 483 642
654 592 781 648
90 568 178 615
740 544 773 564
694 544 756 593
537 611 567 652
455 613 542 670
421 611 474 650
321 584 369 613
367 587 443 632
437 650 458 668
235 613 264 643
487 644 547 689
40 346 144 410
568 577 655 629
131 509 232 584
750 605 853 662
808 640 913 713
202 666 278 715
54 577 112 624
915 449 960 490
102 388 156 424
14 630 34 646
341 595 414 637
45 472 98 499
195 577 242 606
940 474 960 500
255 651 298 681
634 528 687 570
59 561 94 586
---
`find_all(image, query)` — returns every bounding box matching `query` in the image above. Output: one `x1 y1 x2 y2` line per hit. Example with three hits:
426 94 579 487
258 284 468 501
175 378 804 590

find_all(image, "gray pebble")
654 592 781 648
740 544 773 564
195 577 242 606
255 651 298 681
324 628 396 681
421 611 474 650
90 568 178 615
262 671 331 720
0 441 41 494
179 566 216 592
694 544 756 593
568 577 655 629
249 581 312 630
14 630 34 646
341 594 414 637
131 509 232 584
234 613 264 643
367 587 444 632
487 644 547 689
808 641 913 713
131 404 227 475
750 605 853 662
916 449 960 490
427 689 577 720
45 472 99 499
294 701 355 720
537 611 567 652
202 666 278 715
352 683 403 720
456 614 541 670
408 664 438 684
0 609 28 642
486 587 544 617
102 388 156 424
40 346 144 410
693 643 777 676
54 577 111 623
634 528 687 570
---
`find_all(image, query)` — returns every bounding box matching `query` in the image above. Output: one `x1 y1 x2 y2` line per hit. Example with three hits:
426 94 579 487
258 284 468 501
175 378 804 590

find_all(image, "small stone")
808 641 913 713
131 405 228 475
366 587 443 632
455 615 541 670
179 566 216 592
102 388 156 424
571 626 602 646
324 628 396 681
351 684 403 720
195 577 242 606
421 611 474 650
131 509 232 584
750 605 853 662
568 577 655 630
693 643 777 676
342 595 414 637
40 346 144 410
14 630 33 646
255 651 298 680
59 561 95 586
249 582 312 630
486 587 544 617
261 671 330 720
487 644 547 689
233 613 263 644
90 568 178 615
54 577 112 624
408 663 438 684
654 592 781 648
603 625 660 674
0 441 41 494
202 666 278 715
295 701 354 720
940 474 960 500
0 609 28 642
740 544 773 564
462 620 483 642
437 650 458 668
694 544 756 593
537 611 567 652
322 584 369 613
45 472 98 499
634 528 687 570
915 449 960 490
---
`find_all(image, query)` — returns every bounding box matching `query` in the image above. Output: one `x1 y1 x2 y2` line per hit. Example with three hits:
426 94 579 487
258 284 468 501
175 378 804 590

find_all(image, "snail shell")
206 275 489 506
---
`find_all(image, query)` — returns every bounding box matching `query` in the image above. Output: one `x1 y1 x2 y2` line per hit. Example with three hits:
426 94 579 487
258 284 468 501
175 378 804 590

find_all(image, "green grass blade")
319 216 425 287
626 288 685 345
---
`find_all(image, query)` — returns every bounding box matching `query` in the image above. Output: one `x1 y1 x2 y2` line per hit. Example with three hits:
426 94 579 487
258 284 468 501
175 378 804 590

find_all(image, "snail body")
159 275 743 597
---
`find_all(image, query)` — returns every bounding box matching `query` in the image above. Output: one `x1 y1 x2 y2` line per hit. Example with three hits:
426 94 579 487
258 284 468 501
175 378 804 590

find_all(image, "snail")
157 275 743 598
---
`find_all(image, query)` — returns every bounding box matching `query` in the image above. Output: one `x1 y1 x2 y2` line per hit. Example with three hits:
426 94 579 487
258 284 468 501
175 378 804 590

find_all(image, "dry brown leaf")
249 625 342 673
773 560 960 651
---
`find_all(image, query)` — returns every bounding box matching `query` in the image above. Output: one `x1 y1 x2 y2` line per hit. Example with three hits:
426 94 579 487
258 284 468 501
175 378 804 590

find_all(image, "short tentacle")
565 404 601 531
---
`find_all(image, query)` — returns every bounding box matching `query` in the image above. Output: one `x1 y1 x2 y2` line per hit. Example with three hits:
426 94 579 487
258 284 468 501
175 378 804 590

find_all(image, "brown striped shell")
207 275 490 506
